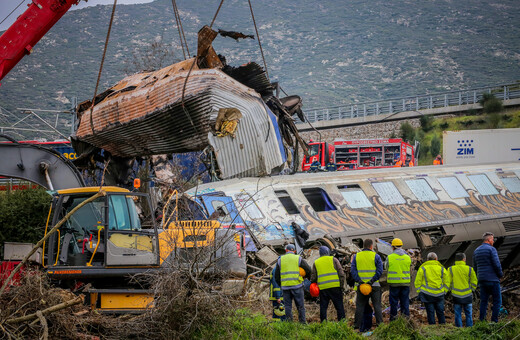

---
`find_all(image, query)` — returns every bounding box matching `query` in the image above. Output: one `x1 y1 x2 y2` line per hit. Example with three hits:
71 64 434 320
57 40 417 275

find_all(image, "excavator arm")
0 134 84 190
0 0 79 83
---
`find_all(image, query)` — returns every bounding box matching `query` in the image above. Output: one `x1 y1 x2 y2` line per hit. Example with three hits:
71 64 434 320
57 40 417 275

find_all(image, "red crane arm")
0 0 79 84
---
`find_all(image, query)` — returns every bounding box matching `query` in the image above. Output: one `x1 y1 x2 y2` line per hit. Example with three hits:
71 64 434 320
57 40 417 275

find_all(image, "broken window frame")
274 190 300 215
405 179 438 202
301 187 337 212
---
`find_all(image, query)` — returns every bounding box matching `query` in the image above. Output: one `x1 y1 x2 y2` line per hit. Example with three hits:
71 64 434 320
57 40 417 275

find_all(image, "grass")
196 310 520 340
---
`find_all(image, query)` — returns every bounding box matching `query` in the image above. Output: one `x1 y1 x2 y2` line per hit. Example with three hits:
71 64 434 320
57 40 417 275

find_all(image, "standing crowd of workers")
269 232 503 331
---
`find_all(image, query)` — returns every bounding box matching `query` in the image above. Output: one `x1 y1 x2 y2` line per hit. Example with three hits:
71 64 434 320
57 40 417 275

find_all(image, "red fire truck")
301 138 417 171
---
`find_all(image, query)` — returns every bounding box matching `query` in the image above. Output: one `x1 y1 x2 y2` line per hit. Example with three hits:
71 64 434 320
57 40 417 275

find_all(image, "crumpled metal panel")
75 63 285 179
207 90 284 179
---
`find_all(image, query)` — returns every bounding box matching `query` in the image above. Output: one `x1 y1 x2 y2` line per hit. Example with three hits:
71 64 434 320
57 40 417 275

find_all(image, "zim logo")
457 140 474 155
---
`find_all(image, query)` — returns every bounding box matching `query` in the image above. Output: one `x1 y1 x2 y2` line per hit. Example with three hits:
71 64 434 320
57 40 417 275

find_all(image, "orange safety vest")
394 160 402 167
433 159 443 165
408 160 414 167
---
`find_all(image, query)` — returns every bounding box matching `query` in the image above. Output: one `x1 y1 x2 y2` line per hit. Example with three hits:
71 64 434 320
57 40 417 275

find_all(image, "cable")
171 0 186 60
0 0 28 27
89 0 117 136
210 0 225 29
248 0 269 82
171 0 190 58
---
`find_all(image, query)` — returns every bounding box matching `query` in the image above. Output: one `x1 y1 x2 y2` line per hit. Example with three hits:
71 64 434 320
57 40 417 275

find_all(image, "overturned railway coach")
186 162 520 268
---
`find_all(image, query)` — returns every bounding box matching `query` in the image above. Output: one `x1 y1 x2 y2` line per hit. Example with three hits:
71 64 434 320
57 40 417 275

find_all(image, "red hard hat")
310 282 320 298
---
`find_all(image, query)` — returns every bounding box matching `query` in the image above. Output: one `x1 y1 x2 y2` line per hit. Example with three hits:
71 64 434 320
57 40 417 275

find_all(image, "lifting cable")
180 0 226 130
171 0 190 58
248 0 269 82
0 0 28 27
171 0 186 60
88 0 118 136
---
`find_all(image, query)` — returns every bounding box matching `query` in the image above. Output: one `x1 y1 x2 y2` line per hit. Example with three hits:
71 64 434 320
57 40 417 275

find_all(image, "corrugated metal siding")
207 90 284 178
75 65 285 179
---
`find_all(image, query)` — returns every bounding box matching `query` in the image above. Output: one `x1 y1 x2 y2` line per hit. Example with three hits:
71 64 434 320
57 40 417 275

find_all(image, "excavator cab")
45 187 159 276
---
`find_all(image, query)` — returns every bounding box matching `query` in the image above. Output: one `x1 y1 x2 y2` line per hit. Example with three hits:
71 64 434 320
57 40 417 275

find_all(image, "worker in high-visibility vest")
433 154 443 165
385 238 412 321
274 244 311 323
414 252 451 325
448 253 478 327
351 239 384 330
310 246 346 322
269 266 285 321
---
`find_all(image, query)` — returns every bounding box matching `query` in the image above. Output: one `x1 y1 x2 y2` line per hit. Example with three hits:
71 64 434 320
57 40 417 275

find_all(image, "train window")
502 177 520 193
405 179 438 201
438 177 469 199
235 193 264 220
301 188 337 212
468 174 498 195
372 182 406 205
337 185 372 208
275 190 300 215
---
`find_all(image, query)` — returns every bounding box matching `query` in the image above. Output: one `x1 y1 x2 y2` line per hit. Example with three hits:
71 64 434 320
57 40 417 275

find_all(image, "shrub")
430 135 441 158
420 144 430 158
419 115 434 132
488 113 501 129
439 122 449 130
479 93 503 113
0 187 51 250
400 122 416 143
462 120 474 127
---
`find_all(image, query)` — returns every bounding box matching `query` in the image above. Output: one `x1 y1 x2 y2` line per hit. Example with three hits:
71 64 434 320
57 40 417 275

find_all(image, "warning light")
133 178 141 189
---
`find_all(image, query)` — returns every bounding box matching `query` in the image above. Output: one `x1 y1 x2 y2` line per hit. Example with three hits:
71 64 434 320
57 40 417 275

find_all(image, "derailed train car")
185 162 520 268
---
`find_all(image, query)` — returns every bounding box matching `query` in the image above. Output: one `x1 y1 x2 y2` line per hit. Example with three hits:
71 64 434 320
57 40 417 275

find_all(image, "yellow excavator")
1 136 246 313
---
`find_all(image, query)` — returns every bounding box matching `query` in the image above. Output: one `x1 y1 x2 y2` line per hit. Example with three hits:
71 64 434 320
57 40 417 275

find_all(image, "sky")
0 0 153 31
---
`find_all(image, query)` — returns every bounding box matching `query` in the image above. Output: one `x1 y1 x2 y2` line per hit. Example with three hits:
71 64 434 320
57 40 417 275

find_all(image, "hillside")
1 0 520 139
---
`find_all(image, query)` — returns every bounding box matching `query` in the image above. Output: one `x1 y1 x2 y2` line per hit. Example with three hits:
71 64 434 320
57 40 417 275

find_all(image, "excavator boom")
0 135 84 190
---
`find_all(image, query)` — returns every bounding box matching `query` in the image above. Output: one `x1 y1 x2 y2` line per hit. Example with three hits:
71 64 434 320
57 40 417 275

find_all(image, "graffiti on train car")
298 190 520 236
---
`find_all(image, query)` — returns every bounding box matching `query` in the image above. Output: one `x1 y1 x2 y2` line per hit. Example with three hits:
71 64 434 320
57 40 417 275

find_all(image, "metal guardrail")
303 83 520 123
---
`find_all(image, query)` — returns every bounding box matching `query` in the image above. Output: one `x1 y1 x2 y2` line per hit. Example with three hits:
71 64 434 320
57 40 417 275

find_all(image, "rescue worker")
385 238 411 320
269 266 285 321
448 253 478 327
433 154 443 165
274 244 311 323
474 232 503 323
309 159 321 172
310 246 346 322
325 162 337 172
393 157 403 167
414 252 451 325
351 239 383 330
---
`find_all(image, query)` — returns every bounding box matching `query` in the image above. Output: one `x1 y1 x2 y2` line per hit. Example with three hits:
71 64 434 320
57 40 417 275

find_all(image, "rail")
303 83 520 123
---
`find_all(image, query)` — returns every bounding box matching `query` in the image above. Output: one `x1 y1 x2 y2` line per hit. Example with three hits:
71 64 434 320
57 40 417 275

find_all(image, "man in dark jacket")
274 244 312 323
310 246 346 322
351 239 384 329
473 232 503 323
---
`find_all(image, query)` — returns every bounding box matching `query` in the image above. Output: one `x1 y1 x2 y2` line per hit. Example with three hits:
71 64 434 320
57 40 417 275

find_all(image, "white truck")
443 128 520 165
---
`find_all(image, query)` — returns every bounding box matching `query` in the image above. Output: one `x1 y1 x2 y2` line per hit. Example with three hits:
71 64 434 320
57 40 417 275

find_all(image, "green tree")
479 93 503 113
399 122 415 143
0 187 51 249
430 135 441 158
419 115 434 132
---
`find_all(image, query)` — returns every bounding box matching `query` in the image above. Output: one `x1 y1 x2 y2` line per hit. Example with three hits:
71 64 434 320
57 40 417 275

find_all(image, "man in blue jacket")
269 266 285 321
473 232 503 323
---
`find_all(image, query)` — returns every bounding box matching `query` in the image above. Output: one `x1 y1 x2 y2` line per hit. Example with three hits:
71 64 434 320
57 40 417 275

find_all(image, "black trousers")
319 287 345 322
354 285 383 329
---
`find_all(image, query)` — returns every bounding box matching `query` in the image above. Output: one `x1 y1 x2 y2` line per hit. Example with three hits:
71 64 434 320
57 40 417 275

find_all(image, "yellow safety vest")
315 256 340 290
415 260 450 297
280 253 302 288
355 250 379 286
449 261 478 299
387 252 412 284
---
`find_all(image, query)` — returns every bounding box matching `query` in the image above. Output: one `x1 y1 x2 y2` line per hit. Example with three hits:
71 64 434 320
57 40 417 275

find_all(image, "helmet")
299 267 306 278
285 244 296 252
274 303 285 317
359 283 372 296
391 238 403 247
310 282 320 298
